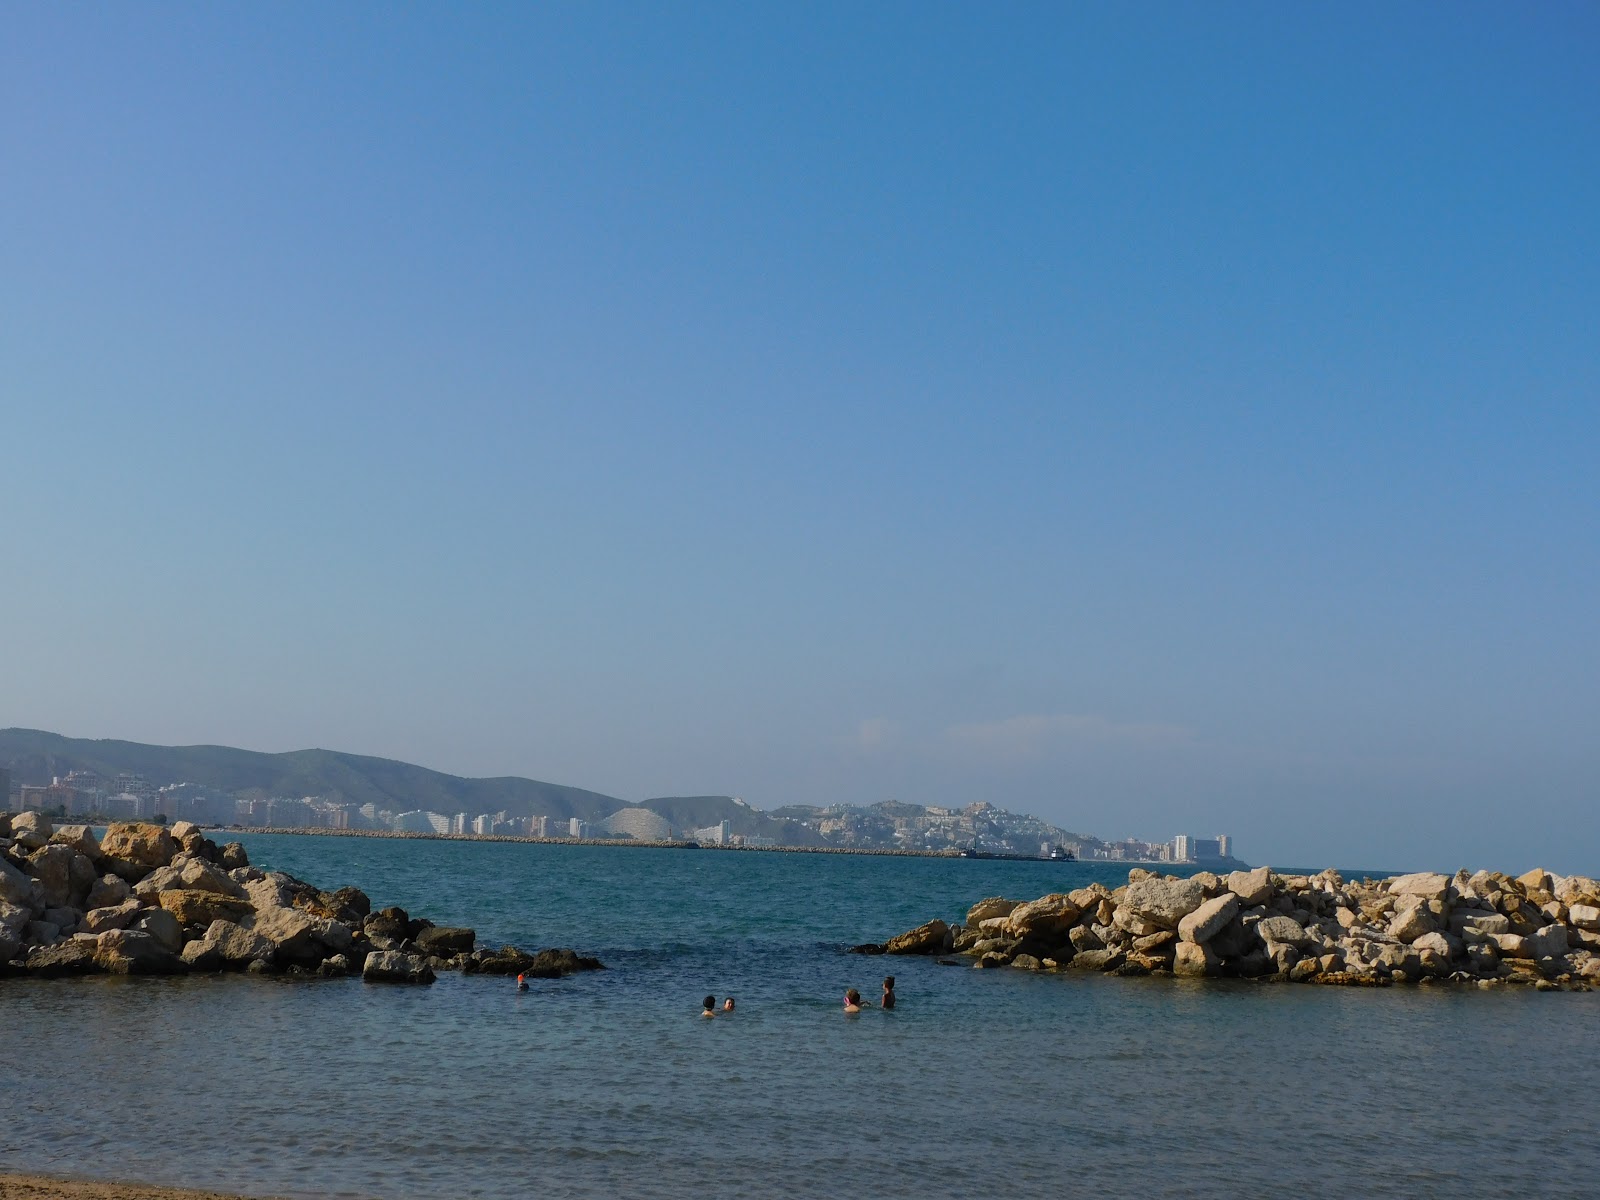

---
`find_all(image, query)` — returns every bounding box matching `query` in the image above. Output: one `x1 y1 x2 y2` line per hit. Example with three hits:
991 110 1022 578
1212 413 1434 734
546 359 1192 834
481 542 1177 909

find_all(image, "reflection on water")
2 838 1596 1199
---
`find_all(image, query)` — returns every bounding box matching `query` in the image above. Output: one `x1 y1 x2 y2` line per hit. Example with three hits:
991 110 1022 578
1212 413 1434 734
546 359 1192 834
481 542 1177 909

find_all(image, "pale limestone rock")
965 897 1020 926
1226 866 1273 907
363 950 436 984
85 875 132 910
1412 931 1454 959
98 822 178 868
883 919 949 955
1569 903 1600 932
1527 925 1569 959
1492 933 1531 959
1518 868 1553 894
94 927 185 975
1112 906 1163 938
1178 894 1239 944
157 889 254 926
135 908 183 953
170 821 201 842
1387 872 1450 902
10 812 53 850
1255 915 1312 948
1556 876 1599 906
49 825 101 858
82 899 144 934
1387 905 1436 944
1122 878 1205 929
1004 894 1083 939
1010 954 1043 971
1173 941 1218 977
198 919 276 968
25 845 77 909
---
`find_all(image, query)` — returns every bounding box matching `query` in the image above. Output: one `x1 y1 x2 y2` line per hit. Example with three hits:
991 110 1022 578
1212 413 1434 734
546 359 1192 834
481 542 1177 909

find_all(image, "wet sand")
0 1177 284 1200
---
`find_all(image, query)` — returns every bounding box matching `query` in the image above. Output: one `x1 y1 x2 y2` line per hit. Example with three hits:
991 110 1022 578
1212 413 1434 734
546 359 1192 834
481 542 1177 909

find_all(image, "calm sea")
3 835 1596 1199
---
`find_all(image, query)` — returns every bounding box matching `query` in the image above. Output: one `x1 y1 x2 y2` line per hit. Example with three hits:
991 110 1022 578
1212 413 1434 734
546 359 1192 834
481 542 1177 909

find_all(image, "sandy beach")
0 1177 280 1200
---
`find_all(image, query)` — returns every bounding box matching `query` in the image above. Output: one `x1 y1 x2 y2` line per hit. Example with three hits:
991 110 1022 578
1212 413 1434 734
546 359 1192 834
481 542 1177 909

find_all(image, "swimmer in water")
516 973 528 992
844 988 864 1013
881 976 896 1010
702 995 717 1018
722 997 735 1013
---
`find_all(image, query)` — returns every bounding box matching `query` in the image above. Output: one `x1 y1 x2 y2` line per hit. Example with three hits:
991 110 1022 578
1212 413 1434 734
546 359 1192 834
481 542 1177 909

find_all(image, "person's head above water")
845 988 861 1007
703 995 716 1013
883 976 895 990
722 997 735 1011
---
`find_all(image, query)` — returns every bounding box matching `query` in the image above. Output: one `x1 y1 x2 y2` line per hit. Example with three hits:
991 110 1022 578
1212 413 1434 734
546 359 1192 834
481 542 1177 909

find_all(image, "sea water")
2 836 1597 1199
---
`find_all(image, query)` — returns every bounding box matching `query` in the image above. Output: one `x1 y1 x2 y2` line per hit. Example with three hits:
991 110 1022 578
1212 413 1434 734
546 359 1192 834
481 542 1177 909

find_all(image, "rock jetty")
865 865 1600 990
0 813 603 985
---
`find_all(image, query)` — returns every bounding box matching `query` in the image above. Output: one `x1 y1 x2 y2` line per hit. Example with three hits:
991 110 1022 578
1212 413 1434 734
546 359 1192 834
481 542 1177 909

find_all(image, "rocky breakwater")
0 812 603 986
864 865 1600 991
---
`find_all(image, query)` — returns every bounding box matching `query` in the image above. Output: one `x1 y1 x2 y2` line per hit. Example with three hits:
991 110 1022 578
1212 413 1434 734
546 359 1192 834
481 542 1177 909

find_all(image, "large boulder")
85 874 132 910
363 950 436 984
0 856 39 909
219 842 250 869
414 926 475 956
1255 915 1312 948
363 906 411 941
186 919 277 970
99 823 179 870
25 844 78 909
1178 894 1239 944
1569 904 1600 932
1527 924 1570 959
0 926 20 964
1557 876 1600 906
248 906 352 964
1388 904 1438 945
158 889 254 926
10 812 53 851
1173 941 1219 977
1226 866 1273 907
82 899 145 934
94 928 187 975
49 824 101 858
25 939 99 976
1388 873 1451 903
1003 894 1083 941
966 897 1021 926
1122 878 1205 930
136 908 184 953
885 919 950 955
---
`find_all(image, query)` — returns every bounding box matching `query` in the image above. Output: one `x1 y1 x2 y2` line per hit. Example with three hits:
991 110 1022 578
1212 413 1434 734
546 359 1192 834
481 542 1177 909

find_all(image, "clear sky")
3 4 1596 872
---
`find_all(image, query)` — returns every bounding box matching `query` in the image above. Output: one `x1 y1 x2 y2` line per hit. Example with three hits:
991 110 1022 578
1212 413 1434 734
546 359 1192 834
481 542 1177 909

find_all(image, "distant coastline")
214 825 1248 868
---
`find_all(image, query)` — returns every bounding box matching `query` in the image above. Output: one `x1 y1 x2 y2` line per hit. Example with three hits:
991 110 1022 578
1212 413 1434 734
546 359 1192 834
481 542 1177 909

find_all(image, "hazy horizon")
4 6 1596 873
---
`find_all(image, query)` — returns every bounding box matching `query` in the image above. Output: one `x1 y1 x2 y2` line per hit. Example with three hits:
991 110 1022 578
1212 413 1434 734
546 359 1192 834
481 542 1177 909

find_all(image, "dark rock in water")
25 940 100 977
415 926 475 955
364 906 410 941
848 943 886 955
219 842 250 870
406 916 435 942
934 957 962 967
464 945 604 977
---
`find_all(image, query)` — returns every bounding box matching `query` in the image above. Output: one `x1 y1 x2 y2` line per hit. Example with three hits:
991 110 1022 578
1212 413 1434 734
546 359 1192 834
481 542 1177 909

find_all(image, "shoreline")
0 1173 284 1200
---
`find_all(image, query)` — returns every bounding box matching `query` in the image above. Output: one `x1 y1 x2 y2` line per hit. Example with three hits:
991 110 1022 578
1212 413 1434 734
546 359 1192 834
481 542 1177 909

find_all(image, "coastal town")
1 764 1234 865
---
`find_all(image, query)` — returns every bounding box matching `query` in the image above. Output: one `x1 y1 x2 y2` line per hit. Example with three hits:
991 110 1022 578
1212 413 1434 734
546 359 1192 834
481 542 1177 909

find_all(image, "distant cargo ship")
958 838 1076 862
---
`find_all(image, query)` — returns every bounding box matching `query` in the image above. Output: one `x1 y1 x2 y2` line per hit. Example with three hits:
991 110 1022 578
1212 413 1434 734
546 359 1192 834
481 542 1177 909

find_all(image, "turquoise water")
3 836 1597 1198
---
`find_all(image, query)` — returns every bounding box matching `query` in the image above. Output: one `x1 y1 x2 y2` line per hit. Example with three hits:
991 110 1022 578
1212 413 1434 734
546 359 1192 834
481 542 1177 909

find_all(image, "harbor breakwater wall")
867 865 1600 990
0 812 601 984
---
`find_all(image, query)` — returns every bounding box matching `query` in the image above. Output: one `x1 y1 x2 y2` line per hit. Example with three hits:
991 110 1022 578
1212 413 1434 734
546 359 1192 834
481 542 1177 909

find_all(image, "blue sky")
3 4 1596 871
